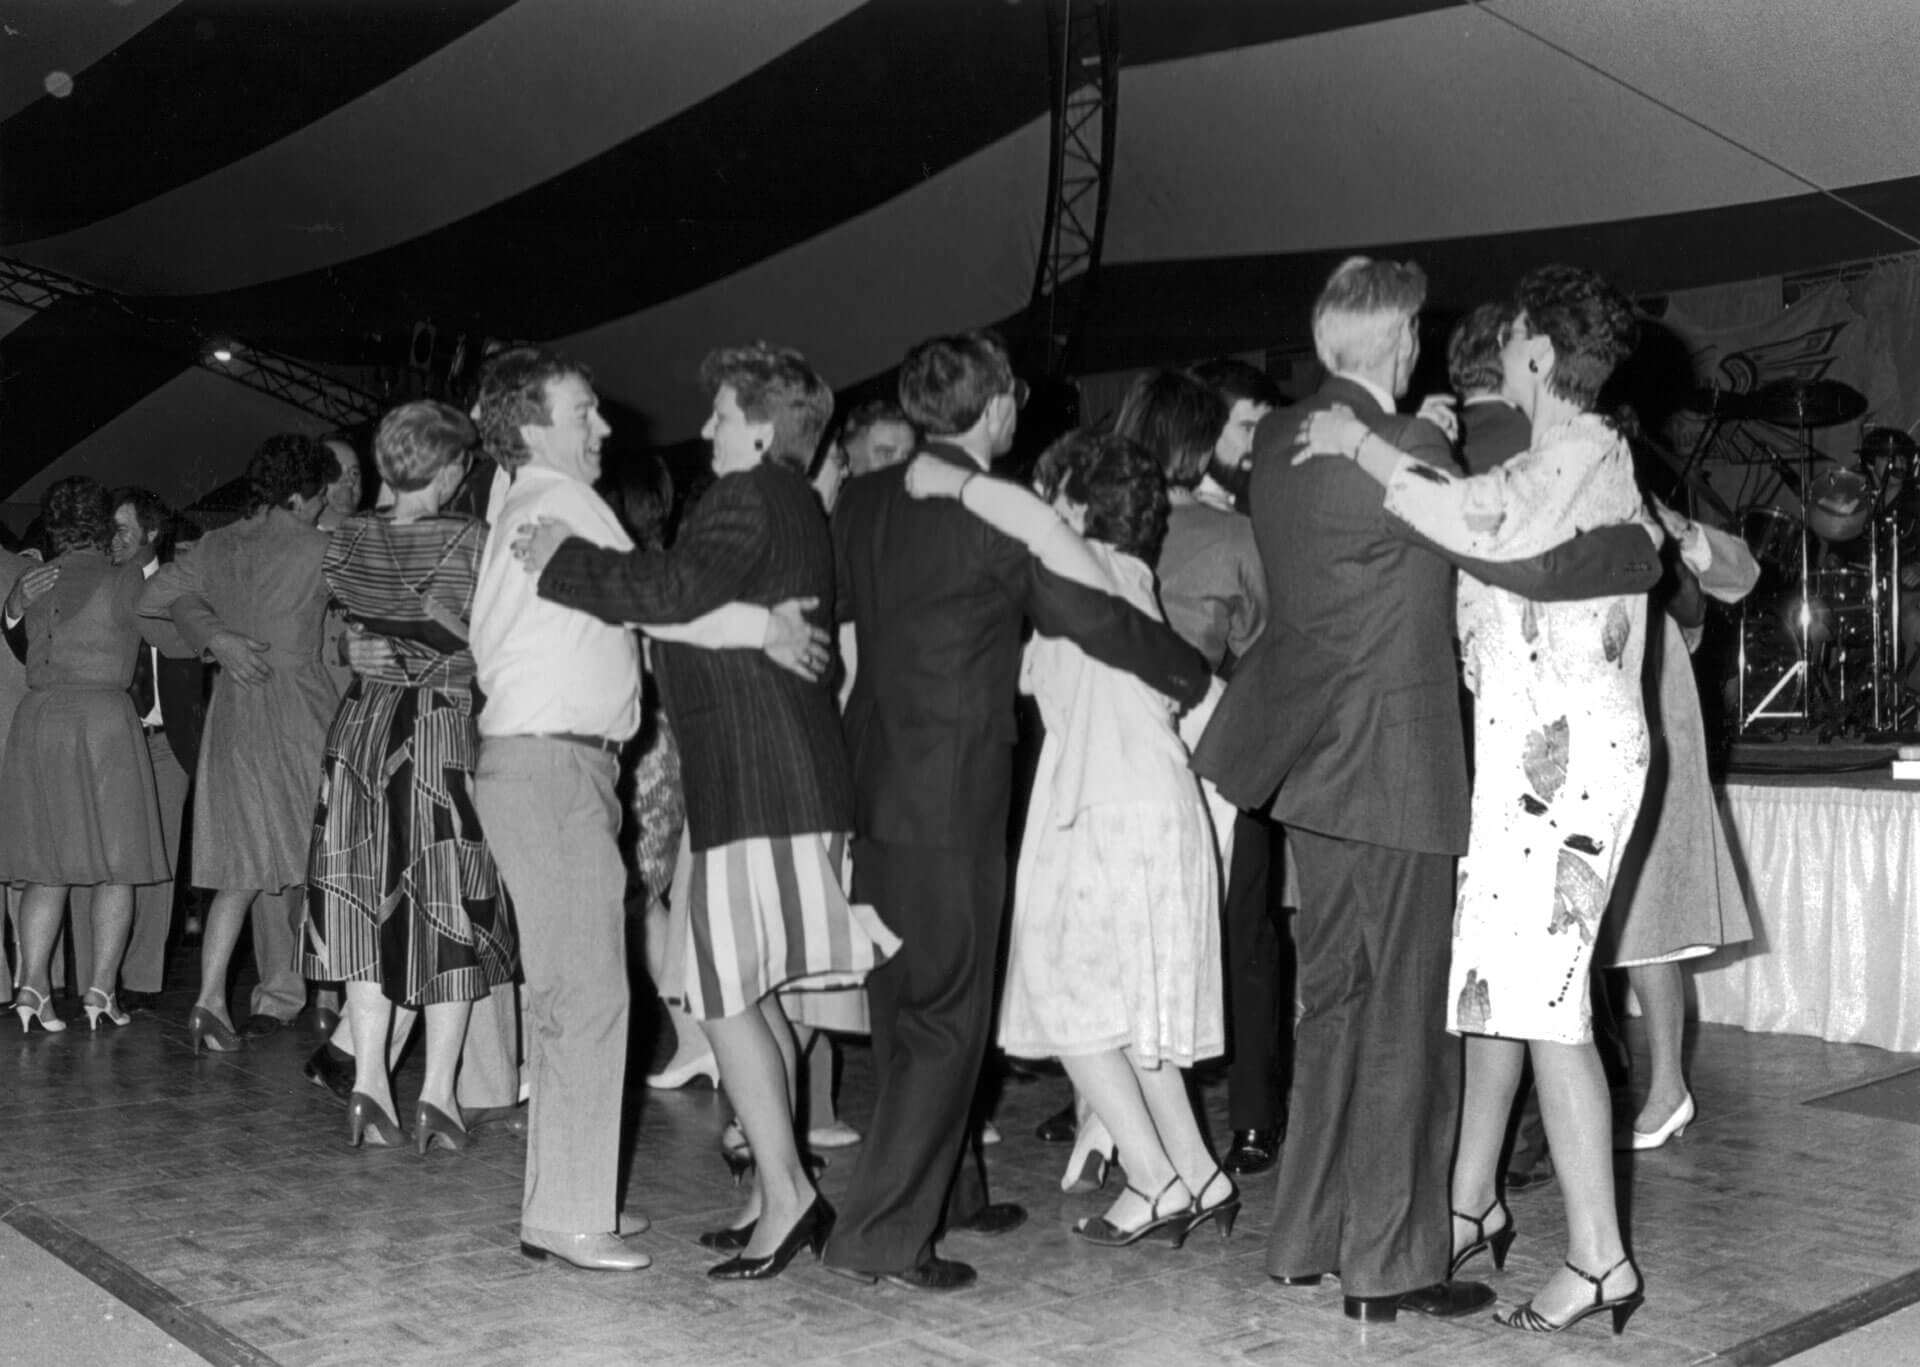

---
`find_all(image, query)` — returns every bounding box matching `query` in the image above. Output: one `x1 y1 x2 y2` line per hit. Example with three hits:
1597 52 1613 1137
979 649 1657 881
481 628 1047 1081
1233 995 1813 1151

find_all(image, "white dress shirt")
471 466 641 742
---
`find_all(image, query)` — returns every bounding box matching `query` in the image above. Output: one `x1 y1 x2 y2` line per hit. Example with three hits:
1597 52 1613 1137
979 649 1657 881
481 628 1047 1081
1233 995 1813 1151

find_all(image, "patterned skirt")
672 832 898 1022
300 680 517 1006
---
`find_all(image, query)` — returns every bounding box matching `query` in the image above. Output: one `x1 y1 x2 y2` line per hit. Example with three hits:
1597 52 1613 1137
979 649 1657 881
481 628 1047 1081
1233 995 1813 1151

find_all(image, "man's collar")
1331 371 1397 416
920 439 989 473
1463 394 1517 410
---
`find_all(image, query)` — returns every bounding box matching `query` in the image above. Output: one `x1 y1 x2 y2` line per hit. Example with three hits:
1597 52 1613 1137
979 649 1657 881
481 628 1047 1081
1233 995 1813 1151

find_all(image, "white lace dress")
997 543 1224 1067
1385 414 1650 1044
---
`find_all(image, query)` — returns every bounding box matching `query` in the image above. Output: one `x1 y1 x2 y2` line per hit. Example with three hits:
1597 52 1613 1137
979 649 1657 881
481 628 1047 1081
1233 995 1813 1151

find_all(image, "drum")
1806 467 1874 543
1737 504 1801 578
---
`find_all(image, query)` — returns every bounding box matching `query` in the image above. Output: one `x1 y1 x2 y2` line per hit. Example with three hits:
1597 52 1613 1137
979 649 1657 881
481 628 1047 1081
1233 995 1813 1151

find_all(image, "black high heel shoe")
186 1006 239 1054
1450 1196 1516 1277
707 1197 834 1280
347 1093 406 1149
1496 1254 1644 1335
414 1101 469 1154
1074 1175 1190 1248
1181 1168 1241 1241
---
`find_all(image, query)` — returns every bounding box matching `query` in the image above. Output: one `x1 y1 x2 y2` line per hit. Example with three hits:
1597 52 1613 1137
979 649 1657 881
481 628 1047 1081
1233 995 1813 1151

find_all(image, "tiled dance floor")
3 979 1918 1367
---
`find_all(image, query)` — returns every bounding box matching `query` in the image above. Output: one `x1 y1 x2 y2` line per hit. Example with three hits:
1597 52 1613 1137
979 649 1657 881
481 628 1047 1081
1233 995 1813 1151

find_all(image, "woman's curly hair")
1515 265 1639 410
42 477 115 557
1033 429 1170 563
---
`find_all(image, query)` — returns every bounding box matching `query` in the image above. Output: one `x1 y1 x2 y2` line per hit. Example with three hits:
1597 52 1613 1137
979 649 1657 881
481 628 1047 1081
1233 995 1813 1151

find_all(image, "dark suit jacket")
834 442 1210 851
1459 397 1533 475
538 461 853 851
1195 377 1471 854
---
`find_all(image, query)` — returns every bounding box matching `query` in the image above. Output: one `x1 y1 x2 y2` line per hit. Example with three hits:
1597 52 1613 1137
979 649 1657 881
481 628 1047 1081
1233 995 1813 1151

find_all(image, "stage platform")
1698 763 1920 1053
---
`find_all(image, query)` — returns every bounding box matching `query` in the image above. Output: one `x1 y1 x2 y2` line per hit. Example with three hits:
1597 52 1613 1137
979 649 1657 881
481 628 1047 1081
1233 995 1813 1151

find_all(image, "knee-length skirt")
300 681 516 1006
0 687 168 887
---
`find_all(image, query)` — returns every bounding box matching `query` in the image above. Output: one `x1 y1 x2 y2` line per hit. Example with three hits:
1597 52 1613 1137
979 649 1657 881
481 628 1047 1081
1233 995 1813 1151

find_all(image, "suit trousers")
1265 827 1458 1298
1223 811 1295 1132
475 737 629 1235
457 984 523 1112
825 839 1000 1275
65 732 189 993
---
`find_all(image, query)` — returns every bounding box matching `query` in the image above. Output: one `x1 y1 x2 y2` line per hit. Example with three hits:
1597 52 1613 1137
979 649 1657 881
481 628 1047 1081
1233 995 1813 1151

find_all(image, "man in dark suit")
1194 258 1659 1323
825 332 1210 1291
1450 303 1534 477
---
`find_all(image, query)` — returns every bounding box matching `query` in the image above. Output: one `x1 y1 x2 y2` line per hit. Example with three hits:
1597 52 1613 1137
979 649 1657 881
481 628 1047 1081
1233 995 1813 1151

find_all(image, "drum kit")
1683 378 1920 733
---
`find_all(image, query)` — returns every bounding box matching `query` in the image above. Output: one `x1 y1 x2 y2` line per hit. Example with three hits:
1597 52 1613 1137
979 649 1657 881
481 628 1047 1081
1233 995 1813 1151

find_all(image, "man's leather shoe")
518 1228 651 1271
1505 1155 1555 1193
1344 1280 1495 1322
882 1257 977 1292
466 1103 528 1135
1034 1102 1077 1144
1271 1273 1325 1287
302 1043 355 1101
237 1013 288 1039
1222 1127 1283 1176
949 1203 1027 1237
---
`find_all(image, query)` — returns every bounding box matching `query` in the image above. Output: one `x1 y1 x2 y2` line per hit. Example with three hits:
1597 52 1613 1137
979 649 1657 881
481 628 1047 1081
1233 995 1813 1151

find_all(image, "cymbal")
1748 378 1867 428
1679 387 1755 419
1859 425 1919 461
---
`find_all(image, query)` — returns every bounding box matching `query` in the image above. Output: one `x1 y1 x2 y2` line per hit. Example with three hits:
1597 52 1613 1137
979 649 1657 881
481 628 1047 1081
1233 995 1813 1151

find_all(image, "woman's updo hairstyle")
1514 265 1638 410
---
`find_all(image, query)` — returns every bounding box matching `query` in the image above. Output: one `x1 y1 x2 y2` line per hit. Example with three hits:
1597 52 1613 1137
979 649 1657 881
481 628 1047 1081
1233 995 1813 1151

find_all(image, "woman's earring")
753 438 767 452
1528 358 1540 374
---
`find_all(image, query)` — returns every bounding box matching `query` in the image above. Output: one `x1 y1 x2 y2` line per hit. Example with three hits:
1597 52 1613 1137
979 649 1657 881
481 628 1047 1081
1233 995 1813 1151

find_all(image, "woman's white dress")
998 543 1224 1067
1386 414 1650 1044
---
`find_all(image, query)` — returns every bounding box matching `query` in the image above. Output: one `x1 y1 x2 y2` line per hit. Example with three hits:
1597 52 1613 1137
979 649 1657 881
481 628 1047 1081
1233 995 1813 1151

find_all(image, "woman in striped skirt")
299 400 516 1151
519 342 893 1281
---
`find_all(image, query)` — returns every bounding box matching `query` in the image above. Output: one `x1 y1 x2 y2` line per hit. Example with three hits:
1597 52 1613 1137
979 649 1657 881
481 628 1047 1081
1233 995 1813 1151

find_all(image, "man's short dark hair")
1187 357 1282 411
474 346 591 472
111 486 171 550
246 434 331 513
1447 303 1513 398
841 397 915 447
898 331 1014 437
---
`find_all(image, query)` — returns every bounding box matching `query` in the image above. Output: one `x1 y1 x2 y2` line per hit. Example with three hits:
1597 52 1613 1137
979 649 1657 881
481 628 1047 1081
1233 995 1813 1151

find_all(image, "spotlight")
212 347 233 363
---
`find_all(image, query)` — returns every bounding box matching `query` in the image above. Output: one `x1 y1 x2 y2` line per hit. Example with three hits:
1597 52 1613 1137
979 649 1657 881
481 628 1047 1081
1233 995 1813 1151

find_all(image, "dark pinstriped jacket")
538 461 853 852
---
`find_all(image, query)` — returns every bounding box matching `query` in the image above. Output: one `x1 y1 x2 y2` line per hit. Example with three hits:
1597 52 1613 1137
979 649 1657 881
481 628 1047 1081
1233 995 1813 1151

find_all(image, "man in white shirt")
468 347 650 1273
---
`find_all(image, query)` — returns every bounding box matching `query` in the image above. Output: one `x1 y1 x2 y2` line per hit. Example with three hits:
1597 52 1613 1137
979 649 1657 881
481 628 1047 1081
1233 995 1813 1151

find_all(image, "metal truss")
1029 0 1119 376
0 255 382 428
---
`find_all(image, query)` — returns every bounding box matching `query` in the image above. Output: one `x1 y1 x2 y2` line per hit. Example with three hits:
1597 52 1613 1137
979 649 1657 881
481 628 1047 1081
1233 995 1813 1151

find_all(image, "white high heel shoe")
14 986 67 1034
1626 1092 1695 1151
82 988 131 1030
1061 1112 1116 1194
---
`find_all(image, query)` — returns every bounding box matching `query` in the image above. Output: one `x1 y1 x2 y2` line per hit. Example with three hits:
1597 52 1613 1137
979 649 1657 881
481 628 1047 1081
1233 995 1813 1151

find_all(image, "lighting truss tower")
1029 0 1119 377
0 255 383 429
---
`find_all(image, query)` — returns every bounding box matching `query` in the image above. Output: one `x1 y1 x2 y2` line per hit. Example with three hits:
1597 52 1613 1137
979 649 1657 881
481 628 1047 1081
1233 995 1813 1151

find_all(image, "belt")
537 731 622 754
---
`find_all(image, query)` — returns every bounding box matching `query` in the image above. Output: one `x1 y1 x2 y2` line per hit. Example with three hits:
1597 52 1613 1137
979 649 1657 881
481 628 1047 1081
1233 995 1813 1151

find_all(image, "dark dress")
298 513 516 1006
0 548 168 886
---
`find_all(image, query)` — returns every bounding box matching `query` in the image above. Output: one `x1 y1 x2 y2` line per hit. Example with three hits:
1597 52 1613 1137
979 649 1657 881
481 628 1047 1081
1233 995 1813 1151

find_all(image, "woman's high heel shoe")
347 1093 406 1149
1074 1175 1191 1248
1496 1255 1644 1336
1060 1112 1116 1195
14 987 66 1034
1624 1092 1695 1151
1182 1168 1241 1241
185 1006 238 1053
414 1101 469 1154
1450 1196 1516 1277
707 1197 834 1281
82 988 131 1031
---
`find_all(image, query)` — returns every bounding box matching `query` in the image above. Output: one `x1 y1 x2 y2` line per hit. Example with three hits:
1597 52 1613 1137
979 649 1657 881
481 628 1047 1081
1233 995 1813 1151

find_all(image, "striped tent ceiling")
6 0 1920 512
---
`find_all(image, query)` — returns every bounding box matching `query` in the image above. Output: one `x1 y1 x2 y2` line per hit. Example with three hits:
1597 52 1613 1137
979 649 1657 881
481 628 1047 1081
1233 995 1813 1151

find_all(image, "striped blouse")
324 513 485 692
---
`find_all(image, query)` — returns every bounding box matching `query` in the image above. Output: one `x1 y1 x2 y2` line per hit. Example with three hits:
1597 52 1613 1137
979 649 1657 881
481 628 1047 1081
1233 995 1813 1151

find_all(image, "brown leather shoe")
883 1257 977 1292
1344 1279 1495 1322
518 1228 652 1271
948 1202 1027 1237
1222 1127 1283 1176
